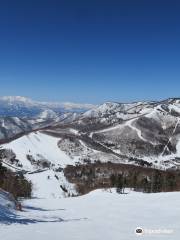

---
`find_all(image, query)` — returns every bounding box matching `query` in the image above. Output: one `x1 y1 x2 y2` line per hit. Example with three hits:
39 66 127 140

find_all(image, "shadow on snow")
0 206 63 225
0 205 87 225
23 205 66 212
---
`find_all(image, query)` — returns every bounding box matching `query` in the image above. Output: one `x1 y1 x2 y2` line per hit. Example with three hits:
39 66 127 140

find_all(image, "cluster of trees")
110 170 178 194
0 161 32 199
65 162 180 195
26 154 51 168
110 174 126 194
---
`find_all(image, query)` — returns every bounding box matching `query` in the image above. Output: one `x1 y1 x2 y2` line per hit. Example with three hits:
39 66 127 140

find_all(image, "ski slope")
3 132 77 171
1 189 180 240
0 189 17 224
26 169 76 199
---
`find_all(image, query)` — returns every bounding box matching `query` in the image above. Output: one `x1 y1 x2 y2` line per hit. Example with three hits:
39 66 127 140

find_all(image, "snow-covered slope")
0 116 57 142
2 132 79 170
0 188 16 224
1 189 180 239
26 170 76 199
1 132 79 198
67 98 180 169
0 188 16 210
82 101 154 120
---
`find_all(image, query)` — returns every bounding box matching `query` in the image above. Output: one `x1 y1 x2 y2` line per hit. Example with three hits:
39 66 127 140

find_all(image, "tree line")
64 162 180 195
0 161 32 199
110 170 178 194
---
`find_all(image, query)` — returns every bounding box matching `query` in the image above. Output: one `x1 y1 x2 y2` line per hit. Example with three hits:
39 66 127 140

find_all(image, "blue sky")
0 0 179 103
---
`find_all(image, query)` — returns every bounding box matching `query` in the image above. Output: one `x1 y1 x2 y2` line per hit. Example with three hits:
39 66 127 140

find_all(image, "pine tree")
116 174 124 194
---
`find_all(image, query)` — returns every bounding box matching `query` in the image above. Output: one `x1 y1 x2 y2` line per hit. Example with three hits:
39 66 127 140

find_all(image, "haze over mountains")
0 96 96 117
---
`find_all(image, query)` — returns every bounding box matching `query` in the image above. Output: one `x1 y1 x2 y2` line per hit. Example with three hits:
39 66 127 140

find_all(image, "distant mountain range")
0 96 96 118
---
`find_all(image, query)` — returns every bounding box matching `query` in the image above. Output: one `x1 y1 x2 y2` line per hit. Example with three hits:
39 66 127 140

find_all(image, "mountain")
0 96 96 118
42 98 180 169
0 96 95 142
1 97 180 199
1 98 180 166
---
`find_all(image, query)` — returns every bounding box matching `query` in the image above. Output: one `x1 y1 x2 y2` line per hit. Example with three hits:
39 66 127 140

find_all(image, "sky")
0 0 179 104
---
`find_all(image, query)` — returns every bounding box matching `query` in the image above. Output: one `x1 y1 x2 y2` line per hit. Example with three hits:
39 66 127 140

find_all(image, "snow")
0 96 96 111
26 170 76 199
3 132 74 171
83 102 121 118
1 189 180 239
2 132 79 198
175 139 180 156
69 128 80 135
169 104 180 114
37 109 58 119
83 101 154 120
125 119 148 142
0 189 17 224
0 189 15 210
89 118 148 142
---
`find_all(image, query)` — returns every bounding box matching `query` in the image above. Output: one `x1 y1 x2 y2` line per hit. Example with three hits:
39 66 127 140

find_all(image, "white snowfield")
0 189 180 240
3 132 77 171
26 169 76 199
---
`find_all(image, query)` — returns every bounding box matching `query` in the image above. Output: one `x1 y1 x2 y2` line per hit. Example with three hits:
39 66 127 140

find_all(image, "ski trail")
161 118 180 156
125 119 148 142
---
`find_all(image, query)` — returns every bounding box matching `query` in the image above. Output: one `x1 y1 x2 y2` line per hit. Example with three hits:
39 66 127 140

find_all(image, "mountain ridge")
0 96 96 117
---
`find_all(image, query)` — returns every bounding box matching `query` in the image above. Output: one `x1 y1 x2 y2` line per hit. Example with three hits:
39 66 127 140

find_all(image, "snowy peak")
82 98 180 120
83 102 121 118
0 96 95 118
37 109 59 120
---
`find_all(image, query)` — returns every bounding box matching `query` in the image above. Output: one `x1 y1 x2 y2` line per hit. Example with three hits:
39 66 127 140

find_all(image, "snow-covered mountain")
0 116 57 143
80 98 180 123
1 98 180 167
0 96 94 142
43 98 180 169
0 96 96 118
1 97 180 199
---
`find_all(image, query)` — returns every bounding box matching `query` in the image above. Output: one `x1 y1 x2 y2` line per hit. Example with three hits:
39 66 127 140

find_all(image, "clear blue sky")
0 0 179 103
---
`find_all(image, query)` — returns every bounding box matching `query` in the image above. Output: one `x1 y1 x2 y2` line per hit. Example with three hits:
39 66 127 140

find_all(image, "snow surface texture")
26 170 76 199
0 189 180 240
0 189 15 210
0 189 18 224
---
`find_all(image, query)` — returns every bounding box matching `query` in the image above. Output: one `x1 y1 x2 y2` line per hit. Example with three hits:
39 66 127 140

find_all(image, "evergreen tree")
116 174 124 194
110 174 117 187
